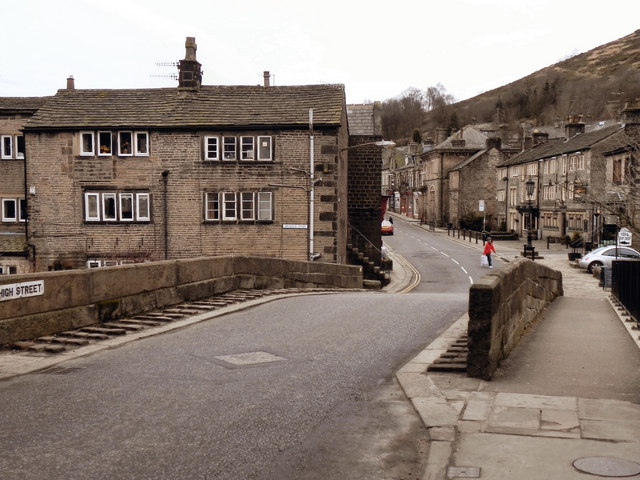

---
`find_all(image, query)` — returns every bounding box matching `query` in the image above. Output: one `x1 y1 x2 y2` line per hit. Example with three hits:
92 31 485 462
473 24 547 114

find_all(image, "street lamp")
525 178 535 259
340 140 396 151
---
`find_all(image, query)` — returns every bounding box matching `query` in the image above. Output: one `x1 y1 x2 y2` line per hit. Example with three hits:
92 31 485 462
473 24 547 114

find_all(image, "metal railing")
446 227 487 245
611 259 640 328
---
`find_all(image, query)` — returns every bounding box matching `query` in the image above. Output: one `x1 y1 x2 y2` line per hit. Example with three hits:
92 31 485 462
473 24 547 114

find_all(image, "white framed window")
204 136 219 161
205 192 220 221
204 190 273 222
85 191 150 222
509 187 517 206
241 136 255 160
2 199 17 222
136 193 150 221
15 135 25 159
119 193 134 221
98 131 112 156
240 192 255 220
118 131 133 156
257 192 273 220
258 136 272 161
1 135 12 159
102 193 117 221
85 193 101 221
19 199 26 222
87 260 102 268
222 192 237 220
80 131 94 156
135 131 149 156
223 137 236 161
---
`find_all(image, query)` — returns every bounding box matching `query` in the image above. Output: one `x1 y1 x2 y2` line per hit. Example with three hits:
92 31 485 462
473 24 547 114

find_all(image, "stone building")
22 38 351 271
417 126 516 227
498 115 628 243
0 97 49 273
448 138 509 230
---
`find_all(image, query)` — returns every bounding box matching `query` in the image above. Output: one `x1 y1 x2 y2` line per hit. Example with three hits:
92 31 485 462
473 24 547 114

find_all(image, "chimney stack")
263 71 270 87
178 37 202 89
622 99 640 137
564 114 585 138
486 137 501 150
532 130 549 146
66 75 75 90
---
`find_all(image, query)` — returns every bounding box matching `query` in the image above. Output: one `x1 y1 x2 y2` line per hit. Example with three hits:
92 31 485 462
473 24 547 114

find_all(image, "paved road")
384 216 502 292
0 218 475 479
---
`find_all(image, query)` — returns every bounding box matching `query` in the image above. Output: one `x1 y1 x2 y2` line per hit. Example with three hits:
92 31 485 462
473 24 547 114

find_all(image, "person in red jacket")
483 237 496 268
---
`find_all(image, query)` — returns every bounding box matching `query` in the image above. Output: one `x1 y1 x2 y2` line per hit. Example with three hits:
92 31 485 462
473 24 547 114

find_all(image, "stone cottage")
0 96 49 274
22 38 351 271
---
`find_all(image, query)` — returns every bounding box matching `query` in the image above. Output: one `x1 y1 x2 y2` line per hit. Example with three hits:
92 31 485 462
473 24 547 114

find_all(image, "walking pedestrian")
483 237 496 268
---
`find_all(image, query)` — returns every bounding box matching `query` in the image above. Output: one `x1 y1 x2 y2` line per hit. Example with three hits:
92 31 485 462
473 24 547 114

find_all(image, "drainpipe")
162 170 170 260
309 109 315 260
440 153 444 227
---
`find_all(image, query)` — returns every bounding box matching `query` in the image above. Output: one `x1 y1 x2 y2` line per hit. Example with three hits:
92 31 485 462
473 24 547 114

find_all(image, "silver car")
578 245 640 273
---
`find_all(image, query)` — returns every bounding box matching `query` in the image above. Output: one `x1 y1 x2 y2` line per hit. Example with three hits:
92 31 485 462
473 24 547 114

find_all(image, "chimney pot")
66 75 75 90
178 36 202 89
263 71 270 87
185 37 197 61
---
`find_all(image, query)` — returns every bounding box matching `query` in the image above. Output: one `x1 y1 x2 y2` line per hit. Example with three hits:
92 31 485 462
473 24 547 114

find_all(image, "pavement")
388 219 640 479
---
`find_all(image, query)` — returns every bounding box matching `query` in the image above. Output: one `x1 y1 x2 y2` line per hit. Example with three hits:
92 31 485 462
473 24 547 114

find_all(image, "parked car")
381 220 394 235
577 245 640 273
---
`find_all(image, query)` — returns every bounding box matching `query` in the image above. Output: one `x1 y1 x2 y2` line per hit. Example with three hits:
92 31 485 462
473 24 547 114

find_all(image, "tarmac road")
0 288 466 480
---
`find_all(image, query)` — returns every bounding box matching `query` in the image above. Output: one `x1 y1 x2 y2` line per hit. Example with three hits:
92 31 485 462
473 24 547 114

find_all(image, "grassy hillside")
423 29 640 134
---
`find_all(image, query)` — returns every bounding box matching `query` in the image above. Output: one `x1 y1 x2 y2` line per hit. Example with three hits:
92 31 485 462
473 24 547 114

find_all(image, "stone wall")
347 135 383 266
0 256 362 344
467 258 563 380
25 127 347 271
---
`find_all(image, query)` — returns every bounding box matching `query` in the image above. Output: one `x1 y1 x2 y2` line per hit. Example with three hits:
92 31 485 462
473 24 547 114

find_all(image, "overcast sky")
1 0 638 104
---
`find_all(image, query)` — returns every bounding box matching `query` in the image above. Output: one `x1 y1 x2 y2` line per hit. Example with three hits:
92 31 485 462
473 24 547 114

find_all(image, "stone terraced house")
22 38 353 272
0 96 49 274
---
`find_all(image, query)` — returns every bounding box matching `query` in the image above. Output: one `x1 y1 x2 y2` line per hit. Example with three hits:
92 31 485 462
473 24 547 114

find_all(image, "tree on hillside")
425 83 455 127
381 88 425 140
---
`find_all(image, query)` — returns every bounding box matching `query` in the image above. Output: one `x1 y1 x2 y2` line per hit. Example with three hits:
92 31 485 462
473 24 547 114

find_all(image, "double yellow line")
391 252 421 293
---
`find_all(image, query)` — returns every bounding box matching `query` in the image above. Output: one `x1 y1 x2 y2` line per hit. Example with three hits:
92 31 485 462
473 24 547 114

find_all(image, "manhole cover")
573 457 640 477
214 351 286 368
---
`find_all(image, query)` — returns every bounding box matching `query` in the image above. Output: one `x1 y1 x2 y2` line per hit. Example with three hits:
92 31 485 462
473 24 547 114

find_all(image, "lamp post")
516 178 537 260
525 177 535 259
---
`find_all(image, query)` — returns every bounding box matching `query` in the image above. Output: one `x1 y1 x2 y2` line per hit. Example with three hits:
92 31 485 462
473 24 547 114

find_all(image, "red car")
381 220 394 235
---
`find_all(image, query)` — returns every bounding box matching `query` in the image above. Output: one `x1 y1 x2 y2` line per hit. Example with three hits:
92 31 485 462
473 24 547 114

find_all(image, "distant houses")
384 105 640 248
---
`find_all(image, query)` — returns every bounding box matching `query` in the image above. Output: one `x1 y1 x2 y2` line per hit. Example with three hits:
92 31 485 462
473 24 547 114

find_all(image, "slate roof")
0 97 51 113
24 85 346 131
0 234 27 255
347 104 377 136
499 125 621 167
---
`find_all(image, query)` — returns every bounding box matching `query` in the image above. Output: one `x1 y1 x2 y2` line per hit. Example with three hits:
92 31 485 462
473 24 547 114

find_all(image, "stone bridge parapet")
0 256 363 345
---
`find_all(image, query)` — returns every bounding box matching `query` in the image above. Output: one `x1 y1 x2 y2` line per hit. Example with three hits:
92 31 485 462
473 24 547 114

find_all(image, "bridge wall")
0 256 363 344
467 258 563 380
